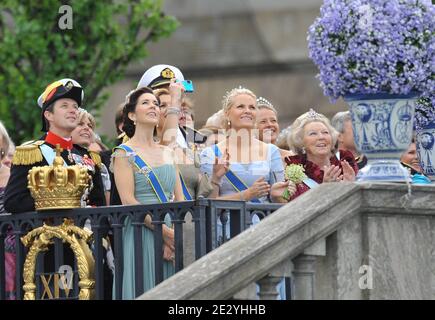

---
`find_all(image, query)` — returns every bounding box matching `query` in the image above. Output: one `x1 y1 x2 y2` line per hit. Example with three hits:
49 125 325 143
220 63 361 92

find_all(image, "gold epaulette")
89 151 102 168
12 140 44 165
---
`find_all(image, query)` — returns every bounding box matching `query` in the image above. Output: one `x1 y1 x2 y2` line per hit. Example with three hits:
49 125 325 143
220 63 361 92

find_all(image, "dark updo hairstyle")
122 86 158 138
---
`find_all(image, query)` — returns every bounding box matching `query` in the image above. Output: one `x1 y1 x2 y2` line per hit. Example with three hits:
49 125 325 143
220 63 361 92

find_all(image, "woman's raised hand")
322 164 342 183
323 160 356 183
212 148 230 180
341 160 356 181
168 78 184 105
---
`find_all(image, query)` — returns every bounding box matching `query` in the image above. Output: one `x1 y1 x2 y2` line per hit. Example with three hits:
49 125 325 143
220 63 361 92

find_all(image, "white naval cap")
137 64 184 89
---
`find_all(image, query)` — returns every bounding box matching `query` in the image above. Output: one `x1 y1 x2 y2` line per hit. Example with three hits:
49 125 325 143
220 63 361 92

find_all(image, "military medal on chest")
72 153 96 173
67 149 74 163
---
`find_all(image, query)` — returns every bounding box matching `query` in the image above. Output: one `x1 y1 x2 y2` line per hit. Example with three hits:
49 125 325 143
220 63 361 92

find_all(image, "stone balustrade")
138 183 435 300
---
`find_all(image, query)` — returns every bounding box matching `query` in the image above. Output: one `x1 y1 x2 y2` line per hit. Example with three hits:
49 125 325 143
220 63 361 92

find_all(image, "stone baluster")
256 258 293 300
292 238 326 300
257 276 284 300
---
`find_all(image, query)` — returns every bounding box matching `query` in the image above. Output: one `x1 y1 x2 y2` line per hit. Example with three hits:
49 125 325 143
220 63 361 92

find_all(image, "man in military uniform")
4 78 105 213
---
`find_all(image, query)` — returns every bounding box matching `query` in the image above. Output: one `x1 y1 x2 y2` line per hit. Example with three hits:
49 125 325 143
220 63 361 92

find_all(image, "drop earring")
133 120 137 126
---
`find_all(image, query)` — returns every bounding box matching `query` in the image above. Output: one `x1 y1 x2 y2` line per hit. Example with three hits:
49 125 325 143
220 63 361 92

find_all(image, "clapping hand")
212 148 230 180
323 160 355 182
323 164 342 182
341 160 356 181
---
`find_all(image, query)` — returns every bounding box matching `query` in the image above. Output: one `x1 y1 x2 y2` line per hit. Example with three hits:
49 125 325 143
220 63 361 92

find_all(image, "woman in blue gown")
200 86 290 299
112 86 184 299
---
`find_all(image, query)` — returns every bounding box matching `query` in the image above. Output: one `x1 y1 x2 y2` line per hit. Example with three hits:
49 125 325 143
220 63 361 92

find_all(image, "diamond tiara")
221 85 249 109
307 108 320 119
256 97 274 109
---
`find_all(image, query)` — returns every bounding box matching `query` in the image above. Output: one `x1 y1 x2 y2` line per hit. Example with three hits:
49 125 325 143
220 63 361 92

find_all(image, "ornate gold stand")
21 219 95 300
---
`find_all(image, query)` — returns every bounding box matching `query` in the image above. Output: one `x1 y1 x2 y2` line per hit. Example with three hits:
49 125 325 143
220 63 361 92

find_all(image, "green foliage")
0 0 178 143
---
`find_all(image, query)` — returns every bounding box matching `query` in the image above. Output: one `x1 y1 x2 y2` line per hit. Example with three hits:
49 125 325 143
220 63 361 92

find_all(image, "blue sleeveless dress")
200 143 287 299
116 164 176 299
200 143 284 200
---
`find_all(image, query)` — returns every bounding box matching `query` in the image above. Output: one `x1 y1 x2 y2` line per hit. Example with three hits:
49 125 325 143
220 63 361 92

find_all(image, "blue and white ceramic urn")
344 92 418 182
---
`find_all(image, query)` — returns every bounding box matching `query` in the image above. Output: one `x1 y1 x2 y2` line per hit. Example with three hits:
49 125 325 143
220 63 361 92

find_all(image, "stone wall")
315 184 435 299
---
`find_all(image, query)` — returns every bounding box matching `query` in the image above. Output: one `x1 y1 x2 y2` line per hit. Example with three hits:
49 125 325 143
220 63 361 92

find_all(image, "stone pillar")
256 258 293 300
257 276 283 300
292 254 317 300
292 238 326 300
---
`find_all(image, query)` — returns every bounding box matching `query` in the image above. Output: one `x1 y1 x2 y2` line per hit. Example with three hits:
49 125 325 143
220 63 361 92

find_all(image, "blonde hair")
288 109 339 155
221 86 256 128
276 126 291 150
0 120 11 155
221 86 256 113
199 125 221 136
153 88 170 99
78 108 96 130
182 96 194 109
205 110 224 129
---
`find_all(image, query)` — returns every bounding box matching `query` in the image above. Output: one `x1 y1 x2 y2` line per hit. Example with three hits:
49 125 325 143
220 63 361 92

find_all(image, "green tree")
0 0 178 143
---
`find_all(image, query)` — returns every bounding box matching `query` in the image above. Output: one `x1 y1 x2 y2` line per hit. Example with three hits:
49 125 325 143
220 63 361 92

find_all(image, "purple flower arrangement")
308 0 434 102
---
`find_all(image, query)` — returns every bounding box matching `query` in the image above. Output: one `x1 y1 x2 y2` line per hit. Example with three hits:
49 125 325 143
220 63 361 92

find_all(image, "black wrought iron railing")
0 199 283 300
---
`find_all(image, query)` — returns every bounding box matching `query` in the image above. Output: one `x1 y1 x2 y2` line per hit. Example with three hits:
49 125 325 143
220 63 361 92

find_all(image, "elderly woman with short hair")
284 109 358 201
